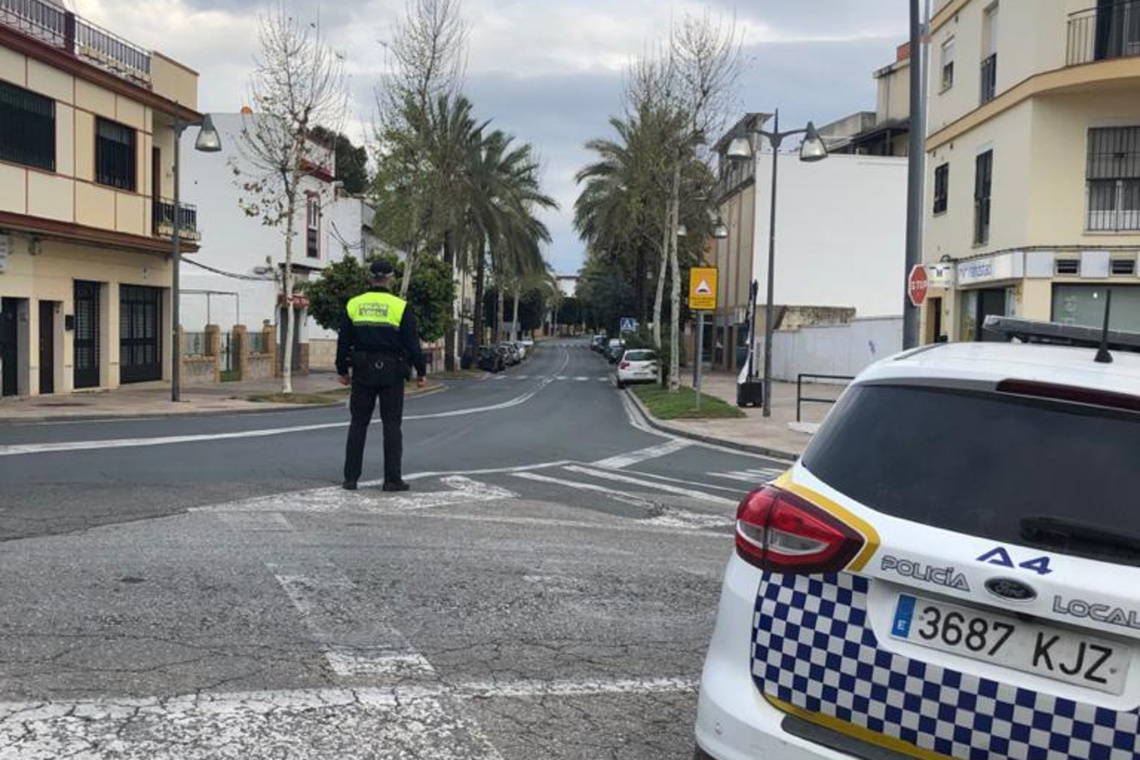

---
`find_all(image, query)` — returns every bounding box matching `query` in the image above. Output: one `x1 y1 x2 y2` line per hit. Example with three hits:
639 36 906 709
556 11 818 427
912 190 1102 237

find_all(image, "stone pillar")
263 322 277 378
205 324 221 383
232 325 249 381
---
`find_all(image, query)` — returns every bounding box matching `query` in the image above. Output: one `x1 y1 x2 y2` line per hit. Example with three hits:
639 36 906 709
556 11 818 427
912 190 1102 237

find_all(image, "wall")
751 152 908 318
769 317 904 382
877 58 911 123
0 43 184 240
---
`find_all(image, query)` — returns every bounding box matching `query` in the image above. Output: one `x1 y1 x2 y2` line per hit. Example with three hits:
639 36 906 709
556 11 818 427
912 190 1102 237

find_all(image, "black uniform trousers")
343 352 405 484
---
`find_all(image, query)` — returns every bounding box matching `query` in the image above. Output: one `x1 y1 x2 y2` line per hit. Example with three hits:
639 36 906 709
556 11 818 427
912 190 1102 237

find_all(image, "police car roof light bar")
983 315 1140 355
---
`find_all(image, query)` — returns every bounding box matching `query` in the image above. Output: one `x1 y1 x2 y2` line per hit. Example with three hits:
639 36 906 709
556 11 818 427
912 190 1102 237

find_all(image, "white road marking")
383 476 517 511
596 467 746 494
555 375 569 380
562 465 736 506
0 354 577 458
408 509 726 538
708 468 787 484
592 439 690 469
574 376 589 381
269 564 437 680
513 471 657 508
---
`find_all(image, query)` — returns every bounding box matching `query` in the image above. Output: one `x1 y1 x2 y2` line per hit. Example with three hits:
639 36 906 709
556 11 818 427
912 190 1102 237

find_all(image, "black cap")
370 260 395 279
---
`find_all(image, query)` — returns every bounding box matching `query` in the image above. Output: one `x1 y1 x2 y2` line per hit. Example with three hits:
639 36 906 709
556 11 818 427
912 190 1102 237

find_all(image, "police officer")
336 260 427 491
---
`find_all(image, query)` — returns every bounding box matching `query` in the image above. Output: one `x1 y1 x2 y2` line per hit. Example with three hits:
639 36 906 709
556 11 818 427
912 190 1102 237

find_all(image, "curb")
623 388 799 463
0 383 449 425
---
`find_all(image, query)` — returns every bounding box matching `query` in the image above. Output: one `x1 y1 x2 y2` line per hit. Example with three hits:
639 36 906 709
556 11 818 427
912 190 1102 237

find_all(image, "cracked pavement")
0 342 789 758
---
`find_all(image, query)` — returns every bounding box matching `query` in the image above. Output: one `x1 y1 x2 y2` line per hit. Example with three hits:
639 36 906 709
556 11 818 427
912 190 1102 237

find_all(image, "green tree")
303 253 455 343
311 126 369 194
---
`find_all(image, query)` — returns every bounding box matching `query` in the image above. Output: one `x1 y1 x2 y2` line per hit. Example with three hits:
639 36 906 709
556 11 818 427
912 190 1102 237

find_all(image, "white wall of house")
178 113 337 341
750 151 908 318
767 317 903 382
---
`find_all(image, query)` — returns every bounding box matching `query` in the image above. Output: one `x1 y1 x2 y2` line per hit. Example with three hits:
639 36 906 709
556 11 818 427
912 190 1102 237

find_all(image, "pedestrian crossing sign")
689 267 718 311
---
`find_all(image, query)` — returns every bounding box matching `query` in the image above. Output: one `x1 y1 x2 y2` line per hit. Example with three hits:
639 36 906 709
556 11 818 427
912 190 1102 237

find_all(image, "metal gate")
73 281 100 389
220 332 239 381
119 285 162 384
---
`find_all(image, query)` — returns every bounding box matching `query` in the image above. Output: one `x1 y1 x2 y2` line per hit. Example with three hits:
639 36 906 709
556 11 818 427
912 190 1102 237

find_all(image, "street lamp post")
726 110 828 417
170 113 222 403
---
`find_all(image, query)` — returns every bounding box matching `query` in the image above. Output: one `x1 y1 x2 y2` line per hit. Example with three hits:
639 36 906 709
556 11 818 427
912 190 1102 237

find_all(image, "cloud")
71 0 909 273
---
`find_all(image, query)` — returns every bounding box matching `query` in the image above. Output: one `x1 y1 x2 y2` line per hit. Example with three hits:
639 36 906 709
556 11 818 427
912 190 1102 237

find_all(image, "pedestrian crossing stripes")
707 467 786 485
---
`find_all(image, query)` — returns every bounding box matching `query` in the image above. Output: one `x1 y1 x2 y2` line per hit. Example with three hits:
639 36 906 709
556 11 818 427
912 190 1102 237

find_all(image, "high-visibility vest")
346 291 407 328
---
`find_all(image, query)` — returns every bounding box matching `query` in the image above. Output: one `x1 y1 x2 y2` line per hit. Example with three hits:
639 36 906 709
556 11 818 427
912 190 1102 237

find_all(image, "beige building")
0 1 202 397
923 0 1140 342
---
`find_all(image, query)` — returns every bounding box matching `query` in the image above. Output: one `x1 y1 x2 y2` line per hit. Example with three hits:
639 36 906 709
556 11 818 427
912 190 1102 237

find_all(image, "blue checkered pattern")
751 572 1140 760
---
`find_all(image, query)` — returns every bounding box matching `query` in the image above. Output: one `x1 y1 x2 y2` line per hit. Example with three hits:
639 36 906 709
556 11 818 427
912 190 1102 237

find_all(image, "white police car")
695 318 1140 760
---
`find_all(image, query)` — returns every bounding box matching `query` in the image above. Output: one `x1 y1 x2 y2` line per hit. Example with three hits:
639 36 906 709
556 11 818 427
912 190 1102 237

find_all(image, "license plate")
891 595 1131 695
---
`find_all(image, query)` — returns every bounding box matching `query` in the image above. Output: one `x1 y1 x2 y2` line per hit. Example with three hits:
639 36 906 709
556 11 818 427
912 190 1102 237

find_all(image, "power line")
182 257 274 282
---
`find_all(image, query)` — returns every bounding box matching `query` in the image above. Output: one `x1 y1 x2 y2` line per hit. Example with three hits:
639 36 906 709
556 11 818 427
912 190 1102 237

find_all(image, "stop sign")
908 265 929 307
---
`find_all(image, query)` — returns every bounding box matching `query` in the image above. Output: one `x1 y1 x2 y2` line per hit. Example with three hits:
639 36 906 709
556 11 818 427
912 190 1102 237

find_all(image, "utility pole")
904 0 926 349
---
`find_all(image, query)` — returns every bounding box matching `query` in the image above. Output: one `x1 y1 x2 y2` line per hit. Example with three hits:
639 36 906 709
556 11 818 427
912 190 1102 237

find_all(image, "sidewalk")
631 372 843 460
0 372 441 423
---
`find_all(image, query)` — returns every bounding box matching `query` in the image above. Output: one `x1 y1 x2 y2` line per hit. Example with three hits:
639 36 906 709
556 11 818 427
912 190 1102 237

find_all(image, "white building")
178 113 377 371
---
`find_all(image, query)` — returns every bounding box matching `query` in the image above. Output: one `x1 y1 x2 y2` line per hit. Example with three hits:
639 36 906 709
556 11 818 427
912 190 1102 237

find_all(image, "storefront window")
1052 285 1140 332
959 287 1014 341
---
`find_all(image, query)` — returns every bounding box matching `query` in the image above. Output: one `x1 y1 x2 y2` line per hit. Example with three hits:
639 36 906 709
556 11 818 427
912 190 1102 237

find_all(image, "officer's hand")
338 374 350 386
416 375 427 389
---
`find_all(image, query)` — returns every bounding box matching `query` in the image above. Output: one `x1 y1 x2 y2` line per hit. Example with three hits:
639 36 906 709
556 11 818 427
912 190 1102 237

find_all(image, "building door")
39 301 55 395
120 285 163 384
976 288 1010 341
1 298 18 397
74 281 101 389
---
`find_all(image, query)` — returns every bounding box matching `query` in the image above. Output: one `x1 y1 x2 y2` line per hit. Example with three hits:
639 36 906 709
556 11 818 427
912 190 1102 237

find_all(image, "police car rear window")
802 385 1140 552
624 351 656 362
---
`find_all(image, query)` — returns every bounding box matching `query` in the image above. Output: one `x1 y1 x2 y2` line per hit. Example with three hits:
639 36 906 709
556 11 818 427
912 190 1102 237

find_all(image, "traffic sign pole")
695 312 705 412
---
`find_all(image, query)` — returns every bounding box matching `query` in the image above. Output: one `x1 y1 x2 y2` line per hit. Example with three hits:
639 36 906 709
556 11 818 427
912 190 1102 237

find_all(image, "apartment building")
923 0 1140 342
0 0 202 397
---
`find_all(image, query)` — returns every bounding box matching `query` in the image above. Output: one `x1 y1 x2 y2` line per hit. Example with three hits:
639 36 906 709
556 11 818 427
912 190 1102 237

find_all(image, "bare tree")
237 4 347 394
624 12 742 391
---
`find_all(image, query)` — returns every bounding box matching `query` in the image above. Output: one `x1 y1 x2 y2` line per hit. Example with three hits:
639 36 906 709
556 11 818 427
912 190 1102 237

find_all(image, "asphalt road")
0 339 790 759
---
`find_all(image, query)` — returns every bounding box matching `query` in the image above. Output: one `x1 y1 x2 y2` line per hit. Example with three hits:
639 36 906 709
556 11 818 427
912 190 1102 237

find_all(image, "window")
306 195 320 258
1087 126 1140 231
0 80 55 171
974 150 993 245
933 164 949 214
980 4 999 104
1053 284 1140 332
940 37 955 91
802 384 1140 555
1055 258 1080 276
95 118 136 191
1112 257 1137 276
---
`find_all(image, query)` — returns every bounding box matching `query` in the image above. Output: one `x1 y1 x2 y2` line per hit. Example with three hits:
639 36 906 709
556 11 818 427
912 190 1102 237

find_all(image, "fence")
796 374 853 423
247 331 268 354
1068 2 1140 67
182 332 208 357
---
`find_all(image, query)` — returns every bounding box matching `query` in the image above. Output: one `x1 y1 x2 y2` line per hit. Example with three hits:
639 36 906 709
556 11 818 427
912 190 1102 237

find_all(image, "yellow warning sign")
688 267 718 311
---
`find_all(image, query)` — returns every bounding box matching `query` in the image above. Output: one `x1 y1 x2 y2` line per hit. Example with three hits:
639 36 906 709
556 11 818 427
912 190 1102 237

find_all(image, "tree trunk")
652 199 669 350
472 239 486 346
511 283 521 341
495 279 504 344
400 249 415 299
668 162 682 392
281 189 297 395
634 244 647 325
442 228 456 371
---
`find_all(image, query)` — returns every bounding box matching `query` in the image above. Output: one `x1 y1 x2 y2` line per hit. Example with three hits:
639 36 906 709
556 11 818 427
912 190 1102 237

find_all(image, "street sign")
689 267 718 311
908 265 929 307
619 317 638 334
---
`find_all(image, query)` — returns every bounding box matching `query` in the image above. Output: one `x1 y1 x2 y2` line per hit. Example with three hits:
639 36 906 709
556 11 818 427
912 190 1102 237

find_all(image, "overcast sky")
72 0 910 275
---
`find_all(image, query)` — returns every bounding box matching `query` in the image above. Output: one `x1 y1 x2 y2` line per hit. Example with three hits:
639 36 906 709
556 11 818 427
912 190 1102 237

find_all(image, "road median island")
630 385 745 421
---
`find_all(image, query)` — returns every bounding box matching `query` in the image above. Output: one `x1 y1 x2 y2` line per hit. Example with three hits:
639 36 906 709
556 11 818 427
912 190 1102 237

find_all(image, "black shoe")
342 480 358 491
382 480 410 493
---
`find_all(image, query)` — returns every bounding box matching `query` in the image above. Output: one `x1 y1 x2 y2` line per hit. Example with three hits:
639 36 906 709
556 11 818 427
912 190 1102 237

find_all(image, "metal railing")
980 53 998 104
796 374 853 423
1068 2 1140 66
0 0 151 83
247 332 268 355
153 198 198 236
182 332 207 358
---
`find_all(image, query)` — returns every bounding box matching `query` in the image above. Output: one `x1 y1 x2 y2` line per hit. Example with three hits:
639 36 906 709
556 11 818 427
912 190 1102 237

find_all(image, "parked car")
605 339 625 363
476 346 504 373
497 343 520 366
614 349 658 389
519 337 535 351
694 318 1140 760
511 342 527 361
591 334 607 352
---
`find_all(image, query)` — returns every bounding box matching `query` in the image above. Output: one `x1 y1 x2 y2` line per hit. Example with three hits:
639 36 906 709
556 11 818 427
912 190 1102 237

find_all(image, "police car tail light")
735 486 864 574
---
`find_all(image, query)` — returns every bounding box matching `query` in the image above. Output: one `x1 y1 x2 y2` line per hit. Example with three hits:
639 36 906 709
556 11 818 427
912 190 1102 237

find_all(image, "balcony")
0 0 151 85
1068 2 1140 66
153 199 200 243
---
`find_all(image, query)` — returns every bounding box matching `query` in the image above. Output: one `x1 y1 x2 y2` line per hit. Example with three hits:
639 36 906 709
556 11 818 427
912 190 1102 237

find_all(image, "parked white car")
614 348 658 388
695 319 1140 760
